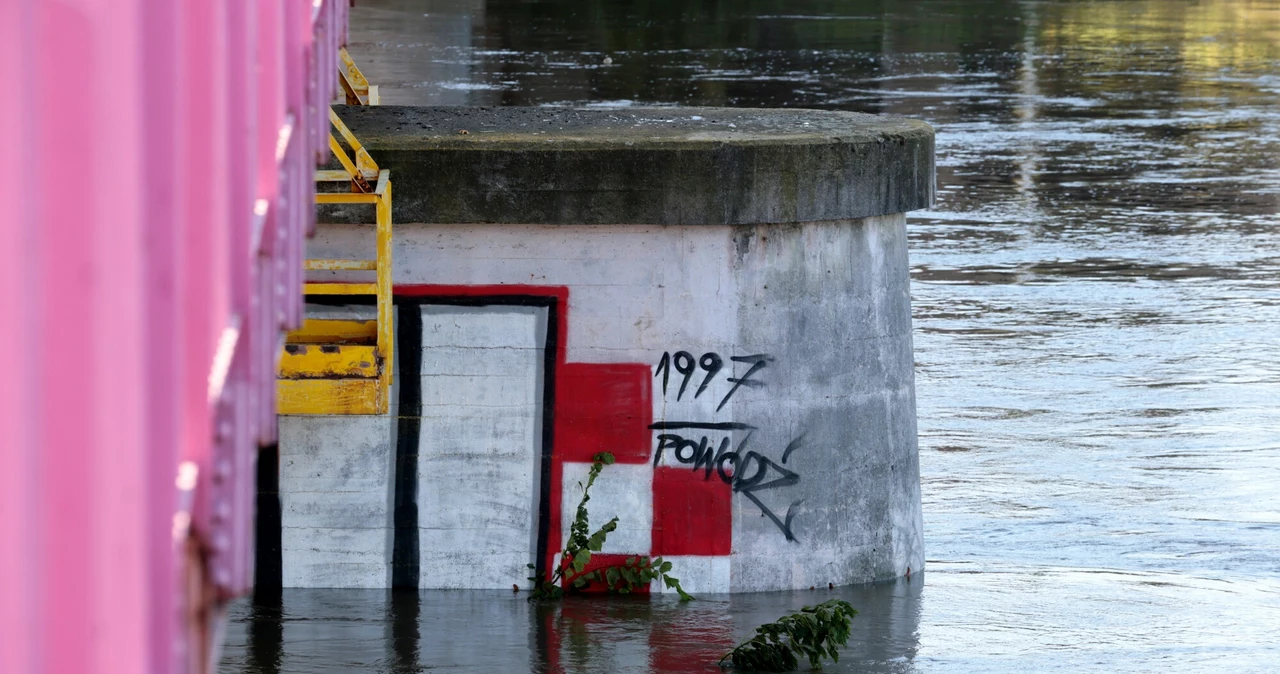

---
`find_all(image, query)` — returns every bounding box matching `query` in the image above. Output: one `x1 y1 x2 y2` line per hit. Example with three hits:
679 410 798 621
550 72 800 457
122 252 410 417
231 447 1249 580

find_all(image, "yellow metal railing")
338 47 380 106
277 52 394 415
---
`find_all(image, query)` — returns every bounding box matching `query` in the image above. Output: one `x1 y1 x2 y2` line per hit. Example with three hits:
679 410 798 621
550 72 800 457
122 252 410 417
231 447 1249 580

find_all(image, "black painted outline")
310 292 559 585
391 295 559 586
391 304 423 589
254 443 282 592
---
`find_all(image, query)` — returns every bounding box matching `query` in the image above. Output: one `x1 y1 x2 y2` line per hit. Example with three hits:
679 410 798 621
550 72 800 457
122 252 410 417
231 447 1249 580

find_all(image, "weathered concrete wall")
730 220 922 591
278 216 922 591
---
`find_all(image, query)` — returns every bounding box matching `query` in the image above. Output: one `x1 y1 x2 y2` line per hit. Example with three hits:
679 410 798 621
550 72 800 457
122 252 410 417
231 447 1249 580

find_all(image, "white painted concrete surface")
653 555 731 595
309 223 741 365
416 305 547 589
279 415 394 588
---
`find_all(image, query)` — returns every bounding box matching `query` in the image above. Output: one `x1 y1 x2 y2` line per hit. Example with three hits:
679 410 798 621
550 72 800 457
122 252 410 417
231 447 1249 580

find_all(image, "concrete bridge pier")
272 106 934 593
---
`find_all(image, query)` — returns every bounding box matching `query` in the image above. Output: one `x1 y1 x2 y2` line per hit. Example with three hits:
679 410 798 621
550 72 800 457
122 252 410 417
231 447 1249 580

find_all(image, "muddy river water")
221 1 1280 671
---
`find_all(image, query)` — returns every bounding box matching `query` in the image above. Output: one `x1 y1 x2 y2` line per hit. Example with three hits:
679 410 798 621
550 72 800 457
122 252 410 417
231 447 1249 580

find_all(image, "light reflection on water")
223 0 1280 671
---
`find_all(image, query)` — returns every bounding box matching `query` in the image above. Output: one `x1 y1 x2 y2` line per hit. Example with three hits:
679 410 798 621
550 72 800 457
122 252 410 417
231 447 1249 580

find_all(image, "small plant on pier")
528 451 692 601
718 599 857 671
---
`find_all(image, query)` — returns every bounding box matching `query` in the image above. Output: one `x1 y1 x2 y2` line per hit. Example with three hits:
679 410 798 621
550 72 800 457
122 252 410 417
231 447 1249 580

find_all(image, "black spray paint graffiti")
652 351 805 542
654 352 773 411
650 426 807 541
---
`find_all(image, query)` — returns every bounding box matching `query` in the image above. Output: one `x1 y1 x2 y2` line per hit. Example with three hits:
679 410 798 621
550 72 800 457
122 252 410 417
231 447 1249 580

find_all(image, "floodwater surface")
221 1 1280 671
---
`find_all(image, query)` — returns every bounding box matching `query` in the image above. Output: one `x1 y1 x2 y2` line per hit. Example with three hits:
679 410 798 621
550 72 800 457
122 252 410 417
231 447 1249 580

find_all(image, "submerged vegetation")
528 451 692 601
719 599 858 672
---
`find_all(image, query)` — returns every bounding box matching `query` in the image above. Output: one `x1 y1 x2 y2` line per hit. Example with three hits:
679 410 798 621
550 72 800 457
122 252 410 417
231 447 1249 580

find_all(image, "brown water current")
221 1 1280 671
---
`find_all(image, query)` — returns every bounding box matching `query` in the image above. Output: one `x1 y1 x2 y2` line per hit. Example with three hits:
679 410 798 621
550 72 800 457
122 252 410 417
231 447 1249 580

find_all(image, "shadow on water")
242 590 283 674
221 579 922 673
387 590 422 673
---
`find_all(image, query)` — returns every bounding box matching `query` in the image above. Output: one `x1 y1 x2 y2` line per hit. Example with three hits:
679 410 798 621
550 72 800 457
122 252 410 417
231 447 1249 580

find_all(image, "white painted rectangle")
651 555 731 595
417 305 547 589
560 461 653 555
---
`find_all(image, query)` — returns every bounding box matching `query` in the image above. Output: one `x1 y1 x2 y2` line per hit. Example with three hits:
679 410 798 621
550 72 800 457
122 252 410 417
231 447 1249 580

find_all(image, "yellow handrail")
278 48 393 415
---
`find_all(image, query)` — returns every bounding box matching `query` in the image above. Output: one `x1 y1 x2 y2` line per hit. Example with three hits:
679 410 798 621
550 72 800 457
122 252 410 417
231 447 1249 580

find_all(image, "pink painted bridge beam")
0 2 346 673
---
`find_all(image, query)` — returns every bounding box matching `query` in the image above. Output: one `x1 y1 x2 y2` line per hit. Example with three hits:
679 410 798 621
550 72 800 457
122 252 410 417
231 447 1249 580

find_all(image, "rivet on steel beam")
175 461 199 492
171 511 191 542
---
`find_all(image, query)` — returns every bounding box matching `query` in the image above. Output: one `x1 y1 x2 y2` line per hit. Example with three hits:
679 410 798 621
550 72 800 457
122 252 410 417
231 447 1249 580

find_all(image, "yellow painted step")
304 282 377 295
287 319 378 344
279 344 378 379
315 192 379 205
278 378 384 415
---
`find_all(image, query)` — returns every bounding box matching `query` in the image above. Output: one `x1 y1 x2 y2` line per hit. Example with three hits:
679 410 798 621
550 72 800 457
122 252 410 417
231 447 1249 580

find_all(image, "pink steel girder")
0 1 349 673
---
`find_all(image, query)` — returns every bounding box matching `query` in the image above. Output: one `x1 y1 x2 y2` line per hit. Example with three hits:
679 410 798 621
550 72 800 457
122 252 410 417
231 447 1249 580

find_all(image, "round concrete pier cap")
333 105 934 225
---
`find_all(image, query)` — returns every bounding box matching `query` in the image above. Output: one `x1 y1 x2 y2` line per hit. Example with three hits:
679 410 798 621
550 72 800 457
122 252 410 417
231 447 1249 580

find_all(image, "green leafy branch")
528 451 692 602
575 555 693 601
718 599 857 671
